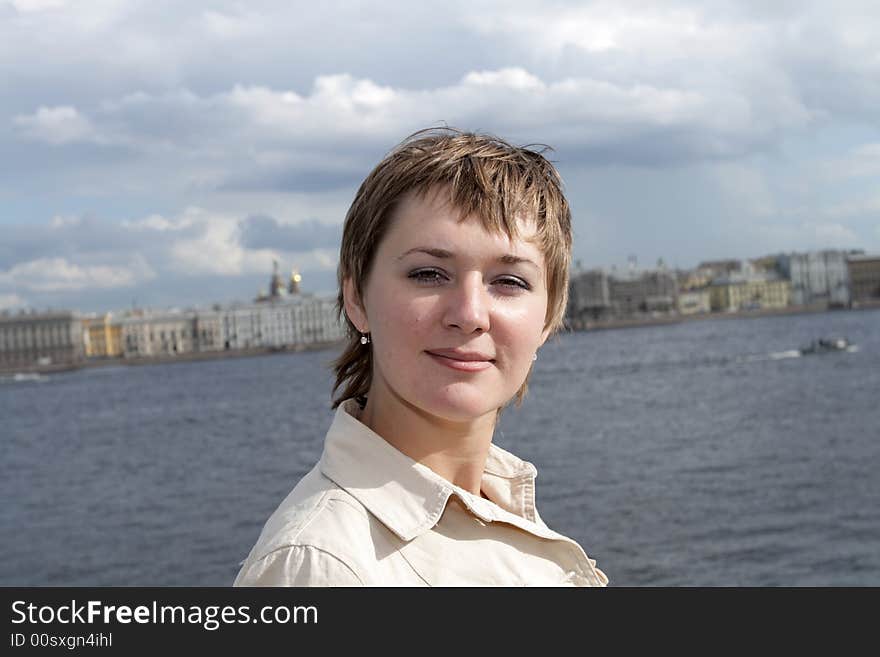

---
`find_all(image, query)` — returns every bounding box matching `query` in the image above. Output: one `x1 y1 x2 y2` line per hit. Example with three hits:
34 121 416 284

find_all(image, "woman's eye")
497 277 530 290
409 269 446 284
407 269 532 291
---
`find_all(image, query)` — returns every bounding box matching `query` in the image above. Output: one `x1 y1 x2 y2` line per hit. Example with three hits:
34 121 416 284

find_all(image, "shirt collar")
318 399 540 542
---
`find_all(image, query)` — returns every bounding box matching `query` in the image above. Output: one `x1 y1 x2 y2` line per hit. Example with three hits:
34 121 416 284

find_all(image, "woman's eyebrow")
397 246 540 271
398 246 446 259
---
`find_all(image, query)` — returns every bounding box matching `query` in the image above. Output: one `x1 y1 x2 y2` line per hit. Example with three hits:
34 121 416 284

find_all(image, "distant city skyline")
3 1 879 314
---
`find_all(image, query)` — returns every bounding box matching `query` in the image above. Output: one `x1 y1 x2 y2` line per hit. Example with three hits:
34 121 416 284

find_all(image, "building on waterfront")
785 250 852 307
567 269 611 323
288 269 302 295
7 264 346 367
221 295 345 350
685 259 743 293
677 289 711 315
114 264 335 356
120 311 196 358
751 253 806 287
847 254 880 305
708 273 791 312
82 313 123 358
750 254 786 275
566 266 677 324
677 263 717 316
0 310 83 370
255 260 303 303
193 309 224 352
678 268 714 291
696 259 742 276
608 268 677 316
117 264 347 357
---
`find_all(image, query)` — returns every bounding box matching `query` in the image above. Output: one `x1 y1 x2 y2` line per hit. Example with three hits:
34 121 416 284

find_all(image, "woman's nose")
443 274 491 333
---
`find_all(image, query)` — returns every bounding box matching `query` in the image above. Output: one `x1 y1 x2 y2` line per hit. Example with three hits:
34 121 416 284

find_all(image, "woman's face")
344 187 551 423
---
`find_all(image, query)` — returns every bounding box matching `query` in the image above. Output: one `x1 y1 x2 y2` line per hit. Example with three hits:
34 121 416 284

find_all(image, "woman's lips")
426 352 494 371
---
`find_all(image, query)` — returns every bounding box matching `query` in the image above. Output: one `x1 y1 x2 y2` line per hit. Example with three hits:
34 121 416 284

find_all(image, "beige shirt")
233 398 608 587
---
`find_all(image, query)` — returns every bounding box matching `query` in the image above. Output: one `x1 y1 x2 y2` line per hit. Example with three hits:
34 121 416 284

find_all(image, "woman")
233 128 608 586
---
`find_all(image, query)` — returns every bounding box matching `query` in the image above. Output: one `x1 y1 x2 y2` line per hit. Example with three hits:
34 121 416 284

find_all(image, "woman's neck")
357 385 497 497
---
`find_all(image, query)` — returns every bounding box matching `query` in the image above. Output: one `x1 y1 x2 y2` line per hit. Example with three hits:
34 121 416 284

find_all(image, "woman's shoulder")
233 464 378 586
233 541 365 586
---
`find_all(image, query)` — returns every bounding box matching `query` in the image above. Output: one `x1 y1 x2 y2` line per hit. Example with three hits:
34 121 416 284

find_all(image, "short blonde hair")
331 127 572 413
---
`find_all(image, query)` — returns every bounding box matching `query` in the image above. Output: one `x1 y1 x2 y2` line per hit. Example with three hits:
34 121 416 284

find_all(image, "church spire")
269 259 284 298
289 268 301 295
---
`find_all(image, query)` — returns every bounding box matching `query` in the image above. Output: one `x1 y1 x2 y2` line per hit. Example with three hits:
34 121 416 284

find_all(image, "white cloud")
753 220 859 254
120 207 337 277
822 143 880 180
13 106 95 145
0 255 155 292
225 69 752 143
311 249 337 270
13 66 806 169
200 9 264 39
9 0 68 12
465 2 723 56
3 0 880 309
708 162 776 216
49 214 82 228
805 221 860 248
167 211 250 276
1 208 341 307
122 213 193 232
820 196 880 220
462 68 544 90
0 292 26 309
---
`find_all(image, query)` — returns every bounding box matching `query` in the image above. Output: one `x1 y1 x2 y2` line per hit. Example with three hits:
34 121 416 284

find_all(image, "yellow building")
680 270 714 291
709 276 791 312
82 313 123 358
677 289 711 315
749 255 783 274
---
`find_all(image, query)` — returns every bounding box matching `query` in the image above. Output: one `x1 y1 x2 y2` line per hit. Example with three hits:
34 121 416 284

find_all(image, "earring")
532 353 537 361
360 333 371 345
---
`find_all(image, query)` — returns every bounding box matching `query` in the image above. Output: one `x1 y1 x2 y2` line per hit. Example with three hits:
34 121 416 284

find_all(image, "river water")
2 308 878 586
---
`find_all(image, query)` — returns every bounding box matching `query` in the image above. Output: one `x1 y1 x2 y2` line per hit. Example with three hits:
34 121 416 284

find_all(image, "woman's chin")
417 390 501 423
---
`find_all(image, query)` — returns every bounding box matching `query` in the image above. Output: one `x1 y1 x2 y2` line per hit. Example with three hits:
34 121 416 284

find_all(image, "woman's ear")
343 277 368 333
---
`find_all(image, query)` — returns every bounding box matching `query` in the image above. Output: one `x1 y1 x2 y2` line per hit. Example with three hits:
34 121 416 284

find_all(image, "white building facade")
0 311 83 369
221 295 345 350
120 312 196 358
119 295 345 357
788 251 850 307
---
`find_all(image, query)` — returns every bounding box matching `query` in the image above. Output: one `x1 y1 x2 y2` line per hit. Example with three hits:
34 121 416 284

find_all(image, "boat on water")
0 372 49 383
799 337 853 355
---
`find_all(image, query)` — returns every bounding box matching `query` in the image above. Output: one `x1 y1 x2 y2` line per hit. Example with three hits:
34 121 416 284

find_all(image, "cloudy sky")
2 0 879 313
